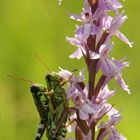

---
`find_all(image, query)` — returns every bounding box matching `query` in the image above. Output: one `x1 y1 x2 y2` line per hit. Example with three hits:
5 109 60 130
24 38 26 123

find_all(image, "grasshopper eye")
45 74 51 82
30 85 40 93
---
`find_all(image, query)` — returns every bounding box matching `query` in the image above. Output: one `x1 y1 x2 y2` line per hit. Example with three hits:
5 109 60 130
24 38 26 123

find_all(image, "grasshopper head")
45 73 63 89
30 84 46 94
45 73 63 83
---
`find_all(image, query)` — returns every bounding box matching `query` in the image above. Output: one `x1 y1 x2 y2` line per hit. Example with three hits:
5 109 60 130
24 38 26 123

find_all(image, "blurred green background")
0 0 139 139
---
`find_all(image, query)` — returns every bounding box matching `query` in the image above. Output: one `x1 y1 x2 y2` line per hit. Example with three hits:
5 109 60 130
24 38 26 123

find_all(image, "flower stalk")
58 0 133 139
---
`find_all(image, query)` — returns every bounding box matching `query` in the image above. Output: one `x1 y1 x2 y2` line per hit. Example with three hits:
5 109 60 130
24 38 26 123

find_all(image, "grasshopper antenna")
7 74 33 84
34 51 51 73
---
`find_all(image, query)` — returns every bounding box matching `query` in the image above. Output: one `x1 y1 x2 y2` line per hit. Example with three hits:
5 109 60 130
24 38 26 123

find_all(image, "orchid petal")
70 48 83 59
79 109 89 120
116 31 133 48
116 75 130 94
89 51 100 59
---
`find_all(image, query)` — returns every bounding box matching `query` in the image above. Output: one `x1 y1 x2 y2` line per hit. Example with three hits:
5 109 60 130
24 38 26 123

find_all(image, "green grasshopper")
30 73 69 140
45 72 69 140
7 75 49 140
35 53 70 140
7 54 71 140
30 83 49 140
8 72 69 140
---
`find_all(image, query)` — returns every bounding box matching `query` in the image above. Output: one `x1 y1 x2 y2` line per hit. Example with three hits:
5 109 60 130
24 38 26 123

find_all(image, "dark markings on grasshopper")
30 73 69 140
30 84 49 140
7 74 49 140
8 53 70 140
45 72 68 140
34 52 69 139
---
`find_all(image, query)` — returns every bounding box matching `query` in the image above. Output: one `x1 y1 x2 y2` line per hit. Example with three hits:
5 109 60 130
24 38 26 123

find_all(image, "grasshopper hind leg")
35 120 46 140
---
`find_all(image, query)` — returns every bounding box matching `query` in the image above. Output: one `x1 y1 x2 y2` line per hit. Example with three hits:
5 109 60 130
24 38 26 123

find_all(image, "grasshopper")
30 83 49 140
35 53 71 140
45 72 69 140
31 73 69 140
7 75 50 140
8 72 69 140
7 53 72 140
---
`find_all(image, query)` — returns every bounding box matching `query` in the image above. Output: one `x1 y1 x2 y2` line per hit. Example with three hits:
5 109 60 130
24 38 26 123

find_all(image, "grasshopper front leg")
48 99 56 114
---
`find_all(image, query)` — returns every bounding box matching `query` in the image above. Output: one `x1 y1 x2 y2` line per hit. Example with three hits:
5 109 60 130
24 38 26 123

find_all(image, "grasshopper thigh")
35 120 46 140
